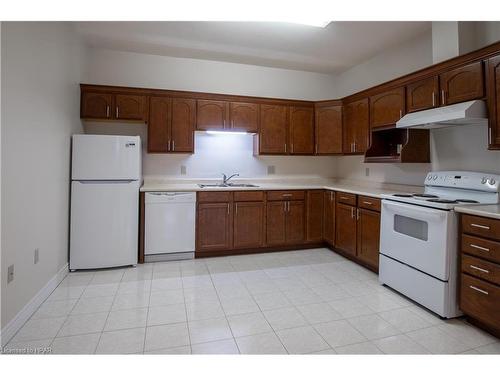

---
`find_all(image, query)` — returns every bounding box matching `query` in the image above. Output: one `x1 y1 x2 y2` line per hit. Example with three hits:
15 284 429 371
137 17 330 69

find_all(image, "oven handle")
382 200 448 222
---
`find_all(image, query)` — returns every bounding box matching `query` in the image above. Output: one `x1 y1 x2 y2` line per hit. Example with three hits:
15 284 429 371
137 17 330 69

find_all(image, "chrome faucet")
222 173 239 185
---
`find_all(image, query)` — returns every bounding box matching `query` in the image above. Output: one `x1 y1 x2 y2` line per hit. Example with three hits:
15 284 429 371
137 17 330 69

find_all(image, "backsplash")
83 122 337 178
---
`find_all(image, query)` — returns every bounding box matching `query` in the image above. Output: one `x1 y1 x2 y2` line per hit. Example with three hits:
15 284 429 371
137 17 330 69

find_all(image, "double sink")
198 183 259 188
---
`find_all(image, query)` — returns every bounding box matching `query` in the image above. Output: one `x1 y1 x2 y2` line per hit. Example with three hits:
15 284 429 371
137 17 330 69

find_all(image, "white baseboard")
0 263 69 346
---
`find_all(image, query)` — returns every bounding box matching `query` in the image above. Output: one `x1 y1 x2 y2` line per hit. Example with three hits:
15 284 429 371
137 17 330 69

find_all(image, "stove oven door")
380 200 457 281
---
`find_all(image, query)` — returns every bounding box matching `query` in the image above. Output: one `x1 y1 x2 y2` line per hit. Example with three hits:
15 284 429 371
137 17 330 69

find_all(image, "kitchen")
1 12 500 371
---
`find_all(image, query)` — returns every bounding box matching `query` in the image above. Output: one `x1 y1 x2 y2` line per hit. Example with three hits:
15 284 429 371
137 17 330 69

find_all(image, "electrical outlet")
34 248 39 264
267 165 276 175
365 167 370 177
180 165 187 175
7 264 14 284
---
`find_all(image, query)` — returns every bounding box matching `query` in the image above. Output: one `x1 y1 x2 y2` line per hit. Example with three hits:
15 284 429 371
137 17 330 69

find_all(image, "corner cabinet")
315 104 343 154
487 55 500 149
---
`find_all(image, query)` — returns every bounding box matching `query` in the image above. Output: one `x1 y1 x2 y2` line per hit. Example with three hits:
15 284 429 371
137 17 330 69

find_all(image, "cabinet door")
266 201 287 245
335 203 357 256
233 202 264 249
197 203 232 252
196 100 229 130
406 76 439 113
357 208 380 270
315 105 342 154
81 92 113 119
286 201 305 244
343 98 369 154
370 87 405 129
230 102 259 132
323 191 335 246
306 191 324 242
487 55 500 149
439 61 484 105
115 94 147 121
171 98 195 153
259 104 288 154
148 96 171 153
289 106 314 154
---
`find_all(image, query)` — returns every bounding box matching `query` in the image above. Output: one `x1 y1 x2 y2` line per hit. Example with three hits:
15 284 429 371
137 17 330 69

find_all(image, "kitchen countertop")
140 177 422 199
454 204 500 220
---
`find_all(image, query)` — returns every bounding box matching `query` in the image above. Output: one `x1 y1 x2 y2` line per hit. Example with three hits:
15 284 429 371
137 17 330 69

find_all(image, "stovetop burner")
413 194 439 198
426 199 458 203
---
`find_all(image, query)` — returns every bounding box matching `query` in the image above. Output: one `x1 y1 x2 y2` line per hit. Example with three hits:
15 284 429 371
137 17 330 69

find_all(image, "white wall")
1 22 85 333
83 48 338 179
334 25 500 185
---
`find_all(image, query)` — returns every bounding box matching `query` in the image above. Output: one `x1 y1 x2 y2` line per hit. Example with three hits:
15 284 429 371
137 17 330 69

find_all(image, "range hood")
396 100 488 129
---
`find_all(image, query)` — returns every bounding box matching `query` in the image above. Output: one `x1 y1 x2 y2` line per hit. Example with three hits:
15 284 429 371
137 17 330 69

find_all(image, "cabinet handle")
350 143 354 153
235 204 238 215
116 106 119 118
282 194 293 197
106 105 110 118
291 143 294 153
399 109 402 119
353 142 356 152
356 208 360 220
284 143 287 153
340 196 350 200
223 119 226 128
315 144 318 154
441 90 445 105
471 223 490 230
363 201 373 205
172 140 175 151
470 244 490 252
469 285 489 295
331 192 334 201
351 207 354 219
432 92 436 107
469 265 489 274
167 140 171 151
227 205 230 215
489 127 492 144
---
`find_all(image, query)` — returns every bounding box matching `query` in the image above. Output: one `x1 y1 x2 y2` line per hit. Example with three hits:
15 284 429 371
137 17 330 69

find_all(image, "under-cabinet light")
205 130 250 135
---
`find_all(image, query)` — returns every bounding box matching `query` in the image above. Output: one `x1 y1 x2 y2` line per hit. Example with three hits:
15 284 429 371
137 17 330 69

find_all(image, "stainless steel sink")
198 183 259 188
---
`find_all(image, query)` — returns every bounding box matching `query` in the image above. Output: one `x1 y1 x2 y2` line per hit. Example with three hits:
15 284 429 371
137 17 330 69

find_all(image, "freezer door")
72 134 141 180
70 180 139 270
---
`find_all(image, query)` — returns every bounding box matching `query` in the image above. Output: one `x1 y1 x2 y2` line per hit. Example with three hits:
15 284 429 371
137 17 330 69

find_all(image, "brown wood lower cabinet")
266 198 305 245
233 201 265 249
306 190 324 242
335 203 357 256
357 208 380 269
460 214 500 336
323 191 335 246
196 202 232 252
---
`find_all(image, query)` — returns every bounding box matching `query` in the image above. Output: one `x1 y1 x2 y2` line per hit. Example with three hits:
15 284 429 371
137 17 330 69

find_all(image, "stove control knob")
432 175 438 180
481 177 488 184
489 178 496 185
427 175 432 180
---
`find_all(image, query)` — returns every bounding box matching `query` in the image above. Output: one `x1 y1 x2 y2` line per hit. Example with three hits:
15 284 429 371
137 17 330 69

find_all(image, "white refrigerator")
70 134 142 270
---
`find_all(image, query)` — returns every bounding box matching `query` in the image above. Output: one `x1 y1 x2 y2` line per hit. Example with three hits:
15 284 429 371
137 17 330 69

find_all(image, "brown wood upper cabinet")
370 87 405 129
439 61 484 105
115 94 148 121
149 97 196 153
343 98 369 154
315 105 342 154
289 106 314 154
230 102 259 132
257 104 288 154
196 100 229 130
487 54 500 149
81 90 148 122
81 91 114 119
406 76 439 112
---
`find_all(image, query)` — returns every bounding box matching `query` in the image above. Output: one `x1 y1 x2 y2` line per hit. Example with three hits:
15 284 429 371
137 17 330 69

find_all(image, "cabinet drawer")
267 190 305 201
357 196 381 211
197 191 232 203
336 192 357 206
462 214 500 241
460 273 500 329
234 191 264 202
462 234 500 263
462 254 500 285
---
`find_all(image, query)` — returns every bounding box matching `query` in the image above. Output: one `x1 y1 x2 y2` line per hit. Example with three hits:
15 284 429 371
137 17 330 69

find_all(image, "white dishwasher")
145 192 196 262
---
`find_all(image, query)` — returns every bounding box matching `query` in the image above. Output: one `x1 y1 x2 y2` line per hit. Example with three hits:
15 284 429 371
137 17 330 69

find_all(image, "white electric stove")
379 171 500 318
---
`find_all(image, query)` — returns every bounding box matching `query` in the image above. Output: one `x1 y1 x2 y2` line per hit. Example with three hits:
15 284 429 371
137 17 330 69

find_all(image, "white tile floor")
4 248 500 354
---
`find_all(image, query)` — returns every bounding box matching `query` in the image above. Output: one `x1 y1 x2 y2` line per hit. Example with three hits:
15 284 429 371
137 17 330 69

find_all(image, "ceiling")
75 21 431 74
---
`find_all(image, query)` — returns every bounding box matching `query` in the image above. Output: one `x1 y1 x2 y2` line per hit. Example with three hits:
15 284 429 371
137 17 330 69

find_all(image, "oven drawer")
462 234 500 263
462 214 500 241
460 273 500 329
462 254 500 285
358 196 381 212
336 192 357 206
